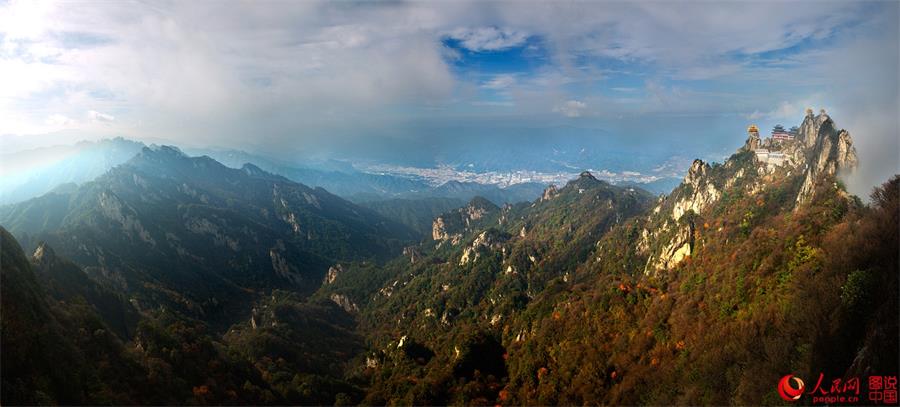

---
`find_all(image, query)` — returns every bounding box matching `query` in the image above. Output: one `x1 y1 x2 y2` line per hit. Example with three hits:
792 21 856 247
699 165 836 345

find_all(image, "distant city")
358 163 667 188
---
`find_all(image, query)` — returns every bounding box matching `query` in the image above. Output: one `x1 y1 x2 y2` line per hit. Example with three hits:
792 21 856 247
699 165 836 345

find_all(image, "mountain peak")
684 159 708 184
795 111 858 204
241 163 268 177
144 144 187 158
579 171 596 180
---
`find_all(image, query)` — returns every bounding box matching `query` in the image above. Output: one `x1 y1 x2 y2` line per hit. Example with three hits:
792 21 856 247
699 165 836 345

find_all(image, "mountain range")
1 112 896 405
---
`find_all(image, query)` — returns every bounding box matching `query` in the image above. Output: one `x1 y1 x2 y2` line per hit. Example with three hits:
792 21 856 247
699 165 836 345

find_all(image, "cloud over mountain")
0 1 896 193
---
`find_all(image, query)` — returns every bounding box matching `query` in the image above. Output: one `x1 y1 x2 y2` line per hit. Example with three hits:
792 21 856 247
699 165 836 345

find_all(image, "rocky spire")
684 159 709 186
795 110 858 205
541 184 558 201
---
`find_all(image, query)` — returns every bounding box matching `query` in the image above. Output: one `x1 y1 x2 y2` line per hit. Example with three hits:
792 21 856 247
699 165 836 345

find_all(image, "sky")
0 0 897 194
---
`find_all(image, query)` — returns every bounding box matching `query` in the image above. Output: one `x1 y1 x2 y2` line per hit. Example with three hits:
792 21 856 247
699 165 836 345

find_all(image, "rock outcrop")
31 242 58 269
459 230 507 265
324 264 342 285
645 221 695 272
432 197 499 244
402 246 420 264
794 111 858 205
641 160 714 275
671 159 720 221
432 216 451 241
641 109 858 275
541 184 559 201
330 293 359 313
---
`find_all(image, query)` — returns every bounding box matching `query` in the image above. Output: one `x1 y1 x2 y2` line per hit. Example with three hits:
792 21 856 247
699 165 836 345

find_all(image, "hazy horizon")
1 0 898 199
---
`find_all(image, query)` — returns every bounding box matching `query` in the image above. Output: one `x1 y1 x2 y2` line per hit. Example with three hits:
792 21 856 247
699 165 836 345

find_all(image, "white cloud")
88 110 115 123
45 114 74 127
745 99 825 122
0 0 894 174
446 27 529 51
482 74 516 90
553 100 587 117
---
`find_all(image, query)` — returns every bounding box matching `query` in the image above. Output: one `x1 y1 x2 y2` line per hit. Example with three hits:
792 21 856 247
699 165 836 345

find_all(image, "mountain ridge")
0 146 417 327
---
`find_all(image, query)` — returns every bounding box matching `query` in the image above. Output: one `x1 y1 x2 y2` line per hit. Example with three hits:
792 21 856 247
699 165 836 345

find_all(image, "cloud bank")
0 0 896 193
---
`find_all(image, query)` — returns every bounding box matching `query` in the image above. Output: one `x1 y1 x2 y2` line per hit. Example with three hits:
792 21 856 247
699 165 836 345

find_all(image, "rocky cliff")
431 197 500 245
794 110 858 204
641 110 858 274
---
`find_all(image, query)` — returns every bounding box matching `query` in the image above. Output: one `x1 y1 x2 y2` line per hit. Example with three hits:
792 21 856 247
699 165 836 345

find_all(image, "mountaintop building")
772 124 793 140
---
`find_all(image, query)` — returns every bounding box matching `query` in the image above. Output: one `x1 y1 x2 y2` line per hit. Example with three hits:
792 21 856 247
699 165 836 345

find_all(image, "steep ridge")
1 227 143 404
493 113 888 405
313 112 894 405
0 146 415 325
639 110 858 275
1 227 291 405
31 241 140 338
315 172 655 404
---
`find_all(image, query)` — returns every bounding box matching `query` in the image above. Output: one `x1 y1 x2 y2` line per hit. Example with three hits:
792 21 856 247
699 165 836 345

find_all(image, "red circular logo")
778 375 805 401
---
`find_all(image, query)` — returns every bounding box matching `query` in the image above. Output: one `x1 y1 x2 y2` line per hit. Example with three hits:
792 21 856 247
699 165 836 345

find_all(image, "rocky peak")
324 264 343 285
795 111 858 204
741 131 761 152
642 158 719 274
432 216 450 241
241 163 268 177
567 170 606 191
797 109 834 148
432 197 498 242
684 159 710 188
541 184 559 201
644 110 858 274
140 145 188 161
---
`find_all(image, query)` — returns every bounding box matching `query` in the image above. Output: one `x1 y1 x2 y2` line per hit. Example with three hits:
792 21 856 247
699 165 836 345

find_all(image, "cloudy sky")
0 0 897 191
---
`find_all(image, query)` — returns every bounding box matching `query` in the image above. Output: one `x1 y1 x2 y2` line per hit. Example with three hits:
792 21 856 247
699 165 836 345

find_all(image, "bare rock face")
463 202 488 227
795 112 858 205
641 110 858 276
541 184 559 201
645 222 695 272
185 216 239 251
672 159 720 221
98 191 156 246
432 198 498 243
642 159 720 274
741 131 761 152
330 293 359 313
31 242 58 268
324 264 343 285
432 216 450 241
459 230 506 266
402 246 420 264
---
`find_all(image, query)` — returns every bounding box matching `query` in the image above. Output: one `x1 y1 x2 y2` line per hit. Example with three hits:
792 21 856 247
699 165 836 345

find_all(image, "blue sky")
0 0 897 191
